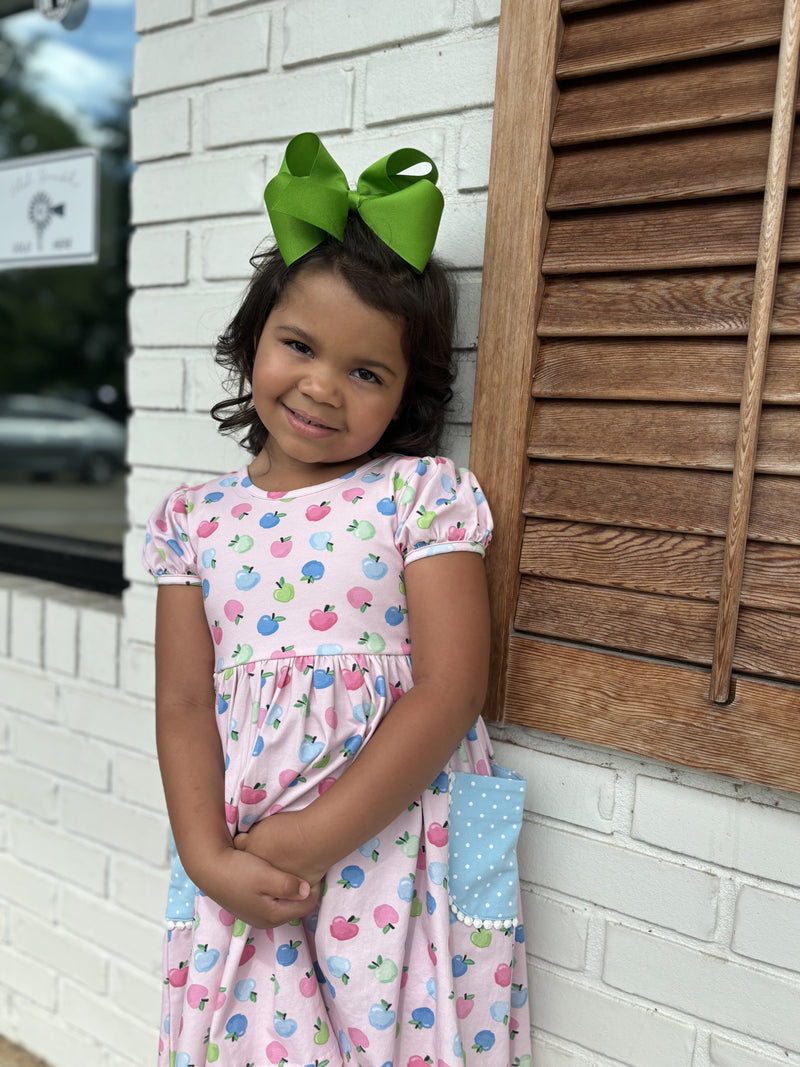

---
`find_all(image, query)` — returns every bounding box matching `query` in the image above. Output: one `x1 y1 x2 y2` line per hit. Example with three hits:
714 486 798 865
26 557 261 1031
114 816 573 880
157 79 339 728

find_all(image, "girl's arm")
235 550 490 883
155 584 319 927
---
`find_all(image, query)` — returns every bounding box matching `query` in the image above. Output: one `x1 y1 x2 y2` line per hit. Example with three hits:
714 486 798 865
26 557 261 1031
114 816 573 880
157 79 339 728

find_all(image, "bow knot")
264 132 444 273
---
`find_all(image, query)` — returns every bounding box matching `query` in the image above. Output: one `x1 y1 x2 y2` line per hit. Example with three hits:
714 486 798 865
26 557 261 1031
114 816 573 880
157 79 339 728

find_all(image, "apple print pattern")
144 454 531 1066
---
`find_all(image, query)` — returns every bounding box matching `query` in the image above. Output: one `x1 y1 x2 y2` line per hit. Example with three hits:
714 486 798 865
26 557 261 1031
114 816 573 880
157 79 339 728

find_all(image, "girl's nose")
299 368 342 407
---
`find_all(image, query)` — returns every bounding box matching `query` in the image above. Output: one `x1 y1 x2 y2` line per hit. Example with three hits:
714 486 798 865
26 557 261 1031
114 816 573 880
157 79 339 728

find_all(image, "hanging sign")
0 147 99 270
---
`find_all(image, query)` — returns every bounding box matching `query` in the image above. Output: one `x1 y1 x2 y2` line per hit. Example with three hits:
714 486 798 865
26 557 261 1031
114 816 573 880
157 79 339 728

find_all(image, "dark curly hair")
211 212 456 457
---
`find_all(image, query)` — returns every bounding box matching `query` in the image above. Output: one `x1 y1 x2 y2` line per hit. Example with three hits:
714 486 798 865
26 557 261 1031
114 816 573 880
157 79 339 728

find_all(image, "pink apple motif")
224 599 244 624
306 502 331 521
187 983 209 1010
476 759 490 776
348 1027 369 1051
401 639 412 654
428 942 438 966
214 989 226 1009
299 970 317 997
373 904 398 932
219 908 236 926
241 783 267 804
172 497 188 513
212 621 223 645
448 523 467 541
266 1041 288 1065
389 681 404 701
346 587 372 613
330 915 360 940
342 487 363 503
343 665 365 691
231 502 251 519
276 664 292 688
155 519 168 533
279 768 299 789
239 938 256 966
271 537 292 558
225 801 237 825
167 963 189 987
325 706 338 728
427 822 448 847
495 963 512 987
197 518 219 538
318 776 336 795
309 606 338 631
456 994 475 1018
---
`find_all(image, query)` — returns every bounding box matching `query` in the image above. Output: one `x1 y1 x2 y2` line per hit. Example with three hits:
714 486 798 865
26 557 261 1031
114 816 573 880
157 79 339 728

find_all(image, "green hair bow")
264 132 444 273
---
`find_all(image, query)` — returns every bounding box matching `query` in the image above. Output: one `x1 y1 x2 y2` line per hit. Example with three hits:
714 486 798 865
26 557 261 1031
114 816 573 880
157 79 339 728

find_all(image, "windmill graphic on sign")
28 191 65 250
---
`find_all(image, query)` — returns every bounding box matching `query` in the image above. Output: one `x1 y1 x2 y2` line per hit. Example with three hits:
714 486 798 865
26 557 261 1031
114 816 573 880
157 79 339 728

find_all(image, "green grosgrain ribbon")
264 132 444 273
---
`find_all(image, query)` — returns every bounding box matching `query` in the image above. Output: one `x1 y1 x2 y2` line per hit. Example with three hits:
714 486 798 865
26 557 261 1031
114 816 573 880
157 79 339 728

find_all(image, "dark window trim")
0 526 126 596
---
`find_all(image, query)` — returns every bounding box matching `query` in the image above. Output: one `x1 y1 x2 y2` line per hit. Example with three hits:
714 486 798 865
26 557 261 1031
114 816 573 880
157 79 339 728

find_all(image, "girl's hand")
193 842 321 929
233 812 328 888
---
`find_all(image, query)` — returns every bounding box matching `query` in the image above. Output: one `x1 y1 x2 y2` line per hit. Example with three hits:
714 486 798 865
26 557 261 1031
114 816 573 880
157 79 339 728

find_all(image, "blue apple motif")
252 735 264 757
352 701 372 724
358 836 380 861
299 736 324 762
309 531 333 551
235 566 261 590
427 977 437 1000
273 1011 297 1037
416 459 428 476
428 770 449 794
204 491 224 503
368 1001 396 1030
259 511 285 529
510 984 529 1008
452 954 473 977
410 1006 435 1029
276 940 300 966
313 668 334 690
202 578 210 599
362 554 388 580
375 675 386 697
384 606 406 626
225 1013 248 1041
327 955 351 983
426 891 436 914
166 538 184 557
376 497 396 515
201 548 216 568
194 946 220 972
221 476 238 486
257 613 283 636
317 642 343 655
234 978 257 1002
338 864 364 889
473 1029 496 1052
397 876 414 902
301 560 325 583
428 861 447 885
342 734 362 758
490 1000 510 1023
266 703 284 727
515 923 525 943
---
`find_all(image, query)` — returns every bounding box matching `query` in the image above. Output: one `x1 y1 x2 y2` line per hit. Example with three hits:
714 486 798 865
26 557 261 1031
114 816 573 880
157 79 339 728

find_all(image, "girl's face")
250 268 408 488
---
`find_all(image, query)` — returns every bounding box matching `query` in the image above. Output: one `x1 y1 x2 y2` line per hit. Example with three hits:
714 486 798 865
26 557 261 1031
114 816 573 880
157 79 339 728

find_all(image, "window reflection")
0 2 135 578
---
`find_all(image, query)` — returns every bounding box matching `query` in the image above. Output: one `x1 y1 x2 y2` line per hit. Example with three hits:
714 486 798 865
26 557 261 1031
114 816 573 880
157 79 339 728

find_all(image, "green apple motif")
206 1045 219 1063
348 519 376 540
229 533 254 553
410 892 423 918
392 474 405 492
232 643 254 665
273 578 295 603
416 506 436 530
314 1016 330 1045
470 927 492 948
369 955 399 983
359 632 386 654
395 831 420 859
233 919 247 936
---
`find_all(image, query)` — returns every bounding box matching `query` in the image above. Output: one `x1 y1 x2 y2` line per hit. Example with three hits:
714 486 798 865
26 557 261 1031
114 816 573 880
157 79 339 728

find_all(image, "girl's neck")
247 446 377 493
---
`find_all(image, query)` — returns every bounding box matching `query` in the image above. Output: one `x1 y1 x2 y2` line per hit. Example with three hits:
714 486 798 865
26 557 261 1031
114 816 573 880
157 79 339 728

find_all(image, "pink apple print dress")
143 454 532 1067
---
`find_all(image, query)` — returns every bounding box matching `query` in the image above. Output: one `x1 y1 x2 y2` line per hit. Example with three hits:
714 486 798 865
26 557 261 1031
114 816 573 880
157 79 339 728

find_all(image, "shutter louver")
471 0 800 792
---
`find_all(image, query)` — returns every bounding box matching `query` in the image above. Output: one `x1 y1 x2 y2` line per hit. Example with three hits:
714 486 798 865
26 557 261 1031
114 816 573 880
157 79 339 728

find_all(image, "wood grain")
528 401 800 474
468 0 561 721
515 580 800 680
543 197 800 272
547 124 794 211
532 337 800 403
537 267 800 336
520 519 800 610
553 51 780 146
505 637 800 792
524 461 800 544
710 0 800 703
558 0 783 79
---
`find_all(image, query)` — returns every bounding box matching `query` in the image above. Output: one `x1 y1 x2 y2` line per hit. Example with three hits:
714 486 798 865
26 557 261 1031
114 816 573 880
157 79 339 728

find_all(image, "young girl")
144 133 531 1067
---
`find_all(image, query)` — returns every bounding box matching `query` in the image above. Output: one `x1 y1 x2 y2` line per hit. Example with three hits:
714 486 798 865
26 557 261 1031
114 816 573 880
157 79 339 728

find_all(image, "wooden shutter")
471 0 800 793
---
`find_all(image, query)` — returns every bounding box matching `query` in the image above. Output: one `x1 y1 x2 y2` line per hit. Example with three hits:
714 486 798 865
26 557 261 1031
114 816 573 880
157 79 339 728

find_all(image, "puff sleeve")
393 456 492 567
142 486 201 585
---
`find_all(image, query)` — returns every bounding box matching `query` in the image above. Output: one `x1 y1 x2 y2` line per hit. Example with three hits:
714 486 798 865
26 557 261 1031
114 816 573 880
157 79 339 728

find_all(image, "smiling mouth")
285 405 337 432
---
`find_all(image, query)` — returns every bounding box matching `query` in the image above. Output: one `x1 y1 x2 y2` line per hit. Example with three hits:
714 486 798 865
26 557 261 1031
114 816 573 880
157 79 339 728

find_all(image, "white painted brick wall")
3 3 800 1066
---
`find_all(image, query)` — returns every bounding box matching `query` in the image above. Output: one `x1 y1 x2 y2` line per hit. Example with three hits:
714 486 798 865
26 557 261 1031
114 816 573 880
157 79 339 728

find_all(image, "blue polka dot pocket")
447 763 526 930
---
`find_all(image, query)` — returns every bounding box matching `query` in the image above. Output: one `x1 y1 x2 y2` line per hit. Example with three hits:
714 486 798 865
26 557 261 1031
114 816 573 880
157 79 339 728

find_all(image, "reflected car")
0 394 126 484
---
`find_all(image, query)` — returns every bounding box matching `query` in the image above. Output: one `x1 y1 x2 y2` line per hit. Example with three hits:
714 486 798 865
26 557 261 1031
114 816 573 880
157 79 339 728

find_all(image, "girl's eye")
286 339 312 356
352 368 381 384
